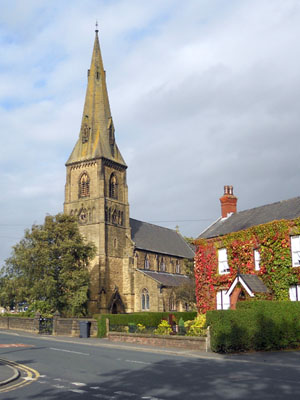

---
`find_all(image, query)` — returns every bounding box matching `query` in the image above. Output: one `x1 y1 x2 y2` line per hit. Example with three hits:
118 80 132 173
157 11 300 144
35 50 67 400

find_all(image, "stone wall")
54 318 98 337
0 316 37 332
135 250 185 275
0 316 98 337
108 331 209 352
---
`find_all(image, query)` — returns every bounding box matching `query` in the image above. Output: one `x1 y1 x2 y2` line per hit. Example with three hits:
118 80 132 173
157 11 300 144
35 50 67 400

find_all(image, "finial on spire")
95 20 99 33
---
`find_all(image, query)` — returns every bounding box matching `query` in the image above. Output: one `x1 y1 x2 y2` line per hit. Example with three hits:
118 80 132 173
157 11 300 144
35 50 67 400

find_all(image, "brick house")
195 186 300 313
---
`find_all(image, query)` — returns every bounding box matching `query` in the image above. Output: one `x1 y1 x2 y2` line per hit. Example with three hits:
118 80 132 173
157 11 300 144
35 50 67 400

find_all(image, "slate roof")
138 270 191 287
130 218 195 259
239 274 268 293
199 196 300 239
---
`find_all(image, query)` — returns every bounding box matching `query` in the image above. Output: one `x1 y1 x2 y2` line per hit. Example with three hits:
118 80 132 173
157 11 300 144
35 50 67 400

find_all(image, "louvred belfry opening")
79 173 90 197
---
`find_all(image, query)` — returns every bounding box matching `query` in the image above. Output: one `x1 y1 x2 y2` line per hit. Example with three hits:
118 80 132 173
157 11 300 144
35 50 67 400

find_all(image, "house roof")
239 274 268 294
199 196 300 239
227 274 268 298
130 218 195 259
138 270 191 287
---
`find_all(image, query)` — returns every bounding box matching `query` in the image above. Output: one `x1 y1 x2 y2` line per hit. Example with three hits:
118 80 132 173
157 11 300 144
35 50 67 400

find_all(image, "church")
63 29 194 314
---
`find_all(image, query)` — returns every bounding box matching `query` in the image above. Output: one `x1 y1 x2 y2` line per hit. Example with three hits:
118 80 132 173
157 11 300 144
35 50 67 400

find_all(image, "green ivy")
195 218 300 313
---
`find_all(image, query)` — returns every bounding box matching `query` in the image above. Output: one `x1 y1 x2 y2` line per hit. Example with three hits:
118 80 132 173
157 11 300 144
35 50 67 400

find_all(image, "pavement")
0 359 20 386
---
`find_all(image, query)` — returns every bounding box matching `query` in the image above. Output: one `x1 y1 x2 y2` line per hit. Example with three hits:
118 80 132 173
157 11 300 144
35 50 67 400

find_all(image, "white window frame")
254 249 260 271
289 285 300 301
216 290 230 310
218 248 229 274
291 236 300 267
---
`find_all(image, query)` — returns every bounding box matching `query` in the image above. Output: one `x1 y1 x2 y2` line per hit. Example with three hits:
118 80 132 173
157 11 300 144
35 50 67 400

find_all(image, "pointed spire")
67 29 126 167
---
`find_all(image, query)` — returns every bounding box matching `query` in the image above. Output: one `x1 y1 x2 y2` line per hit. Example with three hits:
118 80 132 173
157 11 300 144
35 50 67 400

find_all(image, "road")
1 331 300 399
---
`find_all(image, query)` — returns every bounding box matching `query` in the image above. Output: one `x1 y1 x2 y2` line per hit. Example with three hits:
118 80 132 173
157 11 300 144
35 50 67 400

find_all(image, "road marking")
50 347 89 356
92 394 116 399
0 332 20 336
53 384 66 389
125 359 151 365
0 343 32 348
91 386 101 389
0 358 40 393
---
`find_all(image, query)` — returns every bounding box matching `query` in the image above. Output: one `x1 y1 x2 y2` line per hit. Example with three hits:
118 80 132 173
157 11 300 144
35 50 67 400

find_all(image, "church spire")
66 29 126 167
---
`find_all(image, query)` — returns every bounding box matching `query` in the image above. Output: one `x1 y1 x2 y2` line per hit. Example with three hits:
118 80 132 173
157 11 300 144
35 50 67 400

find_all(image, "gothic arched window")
79 173 90 198
112 209 117 224
144 254 150 270
141 288 150 311
169 295 176 311
109 173 118 199
160 257 166 272
176 260 181 274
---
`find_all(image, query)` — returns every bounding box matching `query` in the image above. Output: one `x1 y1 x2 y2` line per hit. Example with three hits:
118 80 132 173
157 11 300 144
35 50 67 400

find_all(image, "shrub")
128 322 137 333
136 323 146 333
94 311 197 338
178 317 185 335
206 301 300 353
97 317 107 338
154 320 172 335
184 314 206 336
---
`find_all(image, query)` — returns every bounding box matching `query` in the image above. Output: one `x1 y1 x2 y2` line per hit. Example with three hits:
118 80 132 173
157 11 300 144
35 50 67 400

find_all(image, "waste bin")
79 321 91 338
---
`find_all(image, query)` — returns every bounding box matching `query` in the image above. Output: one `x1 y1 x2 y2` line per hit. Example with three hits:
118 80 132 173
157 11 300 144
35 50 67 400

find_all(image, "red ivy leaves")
195 218 300 313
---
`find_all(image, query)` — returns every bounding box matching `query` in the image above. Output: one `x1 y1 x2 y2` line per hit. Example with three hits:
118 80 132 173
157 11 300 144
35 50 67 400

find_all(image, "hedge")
206 301 300 353
94 311 197 338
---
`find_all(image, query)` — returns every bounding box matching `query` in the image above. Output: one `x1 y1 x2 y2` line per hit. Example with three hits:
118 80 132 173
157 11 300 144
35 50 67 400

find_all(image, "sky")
1 0 300 264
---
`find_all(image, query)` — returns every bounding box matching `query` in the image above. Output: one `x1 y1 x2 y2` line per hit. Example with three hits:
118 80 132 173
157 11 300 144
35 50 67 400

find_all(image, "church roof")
199 196 300 239
138 270 191 287
130 218 195 259
66 30 126 167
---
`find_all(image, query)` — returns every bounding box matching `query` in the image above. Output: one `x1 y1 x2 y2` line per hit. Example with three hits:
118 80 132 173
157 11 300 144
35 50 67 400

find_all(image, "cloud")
1 0 300 264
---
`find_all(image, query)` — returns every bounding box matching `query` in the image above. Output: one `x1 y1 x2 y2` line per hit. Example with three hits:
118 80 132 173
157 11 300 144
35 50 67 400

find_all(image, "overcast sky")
1 0 300 264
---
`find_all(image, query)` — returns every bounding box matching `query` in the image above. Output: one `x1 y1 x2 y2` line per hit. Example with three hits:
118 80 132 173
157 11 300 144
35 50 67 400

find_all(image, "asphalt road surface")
1 331 300 399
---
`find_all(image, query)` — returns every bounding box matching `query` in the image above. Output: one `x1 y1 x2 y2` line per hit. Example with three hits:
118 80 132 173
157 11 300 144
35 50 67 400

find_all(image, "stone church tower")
64 29 194 315
64 28 132 314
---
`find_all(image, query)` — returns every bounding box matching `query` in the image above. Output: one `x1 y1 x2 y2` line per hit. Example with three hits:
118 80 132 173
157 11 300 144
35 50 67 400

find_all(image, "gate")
39 317 53 335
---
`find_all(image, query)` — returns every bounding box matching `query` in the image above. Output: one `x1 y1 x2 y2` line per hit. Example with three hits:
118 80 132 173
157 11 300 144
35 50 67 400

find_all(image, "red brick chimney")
220 185 237 218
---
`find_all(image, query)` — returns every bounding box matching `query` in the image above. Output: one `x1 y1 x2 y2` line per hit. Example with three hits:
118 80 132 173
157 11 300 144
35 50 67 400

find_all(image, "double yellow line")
0 358 40 393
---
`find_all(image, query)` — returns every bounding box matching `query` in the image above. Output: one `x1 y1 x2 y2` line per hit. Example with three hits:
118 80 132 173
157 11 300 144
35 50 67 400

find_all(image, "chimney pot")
220 185 237 218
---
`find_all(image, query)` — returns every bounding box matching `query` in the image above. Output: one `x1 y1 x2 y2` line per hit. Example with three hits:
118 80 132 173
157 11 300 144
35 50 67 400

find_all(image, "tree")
0 214 96 316
174 264 196 310
175 236 197 310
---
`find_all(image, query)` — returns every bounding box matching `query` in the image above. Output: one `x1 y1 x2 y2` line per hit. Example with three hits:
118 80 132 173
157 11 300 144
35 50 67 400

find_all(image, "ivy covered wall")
194 218 300 314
